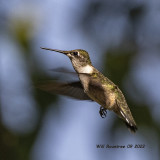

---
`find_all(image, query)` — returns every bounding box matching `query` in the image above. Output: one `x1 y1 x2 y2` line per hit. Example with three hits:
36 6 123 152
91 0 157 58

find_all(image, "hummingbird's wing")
36 81 91 100
50 67 77 75
87 79 107 106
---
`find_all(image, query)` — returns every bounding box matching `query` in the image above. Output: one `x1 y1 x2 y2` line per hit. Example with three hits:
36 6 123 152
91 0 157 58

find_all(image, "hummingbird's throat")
76 65 93 74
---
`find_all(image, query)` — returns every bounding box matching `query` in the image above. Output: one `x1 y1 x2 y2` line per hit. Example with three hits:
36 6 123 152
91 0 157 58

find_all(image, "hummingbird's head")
41 47 93 73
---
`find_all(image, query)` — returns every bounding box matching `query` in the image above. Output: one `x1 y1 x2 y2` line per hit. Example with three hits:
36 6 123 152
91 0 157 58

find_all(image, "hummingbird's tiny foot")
99 106 107 118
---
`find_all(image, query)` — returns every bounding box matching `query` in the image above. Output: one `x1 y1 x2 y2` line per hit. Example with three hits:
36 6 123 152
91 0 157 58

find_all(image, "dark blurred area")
0 0 160 160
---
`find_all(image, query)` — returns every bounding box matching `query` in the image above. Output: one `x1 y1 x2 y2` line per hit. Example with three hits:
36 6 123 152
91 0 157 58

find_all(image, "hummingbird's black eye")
73 52 79 56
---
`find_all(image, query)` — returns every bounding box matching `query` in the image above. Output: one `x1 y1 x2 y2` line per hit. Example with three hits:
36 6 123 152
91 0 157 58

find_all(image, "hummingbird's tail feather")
119 109 137 133
115 100 137 133
125 121 137 133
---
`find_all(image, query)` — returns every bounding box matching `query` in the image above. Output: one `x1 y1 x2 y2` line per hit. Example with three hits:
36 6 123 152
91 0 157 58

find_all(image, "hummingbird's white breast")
78 65 93 74
77 65 94 94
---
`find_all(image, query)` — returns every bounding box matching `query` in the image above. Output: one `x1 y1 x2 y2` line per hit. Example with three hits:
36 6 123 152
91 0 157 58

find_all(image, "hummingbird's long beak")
40 47 68 55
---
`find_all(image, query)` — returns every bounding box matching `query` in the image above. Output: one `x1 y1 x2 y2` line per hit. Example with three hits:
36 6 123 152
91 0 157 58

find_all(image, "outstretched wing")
36 80 91 100
50 67 77 75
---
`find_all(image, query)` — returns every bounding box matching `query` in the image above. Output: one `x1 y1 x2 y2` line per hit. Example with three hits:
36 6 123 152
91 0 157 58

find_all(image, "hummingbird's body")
39 48 137 133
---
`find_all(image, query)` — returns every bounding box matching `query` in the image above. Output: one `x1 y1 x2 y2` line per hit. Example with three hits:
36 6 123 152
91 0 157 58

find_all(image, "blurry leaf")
103 47 136 85
9 18 34 53
129 5 146 23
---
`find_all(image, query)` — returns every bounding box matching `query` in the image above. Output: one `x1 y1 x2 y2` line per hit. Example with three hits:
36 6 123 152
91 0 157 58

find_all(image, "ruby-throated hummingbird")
39 47 137 133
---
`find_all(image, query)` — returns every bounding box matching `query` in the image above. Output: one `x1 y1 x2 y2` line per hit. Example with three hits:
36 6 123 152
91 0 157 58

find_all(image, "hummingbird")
39 47 137 133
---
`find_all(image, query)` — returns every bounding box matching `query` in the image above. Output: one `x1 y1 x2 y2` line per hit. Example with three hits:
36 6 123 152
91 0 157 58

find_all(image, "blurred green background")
0 0 160 160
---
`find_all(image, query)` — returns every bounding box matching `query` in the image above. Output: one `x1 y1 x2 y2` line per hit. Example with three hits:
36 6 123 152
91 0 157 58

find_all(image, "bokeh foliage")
0 0 160 160
0 16 58 160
